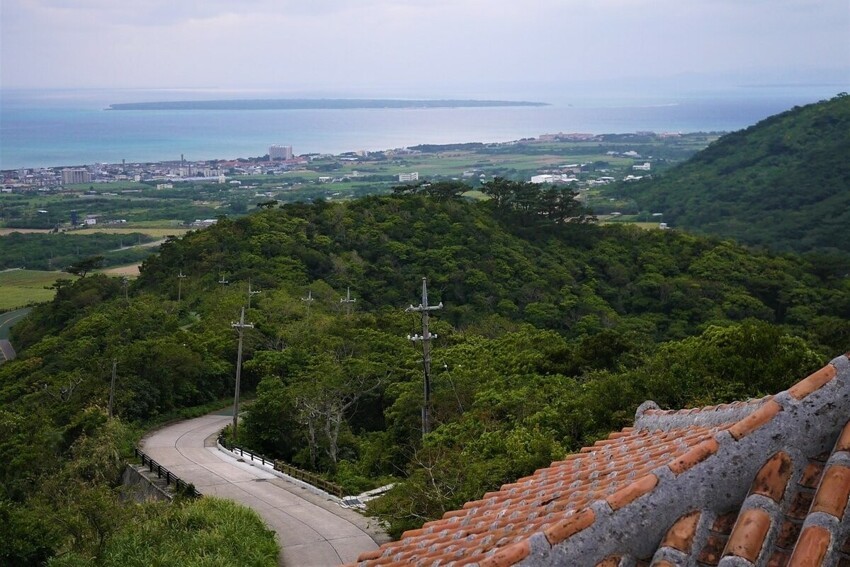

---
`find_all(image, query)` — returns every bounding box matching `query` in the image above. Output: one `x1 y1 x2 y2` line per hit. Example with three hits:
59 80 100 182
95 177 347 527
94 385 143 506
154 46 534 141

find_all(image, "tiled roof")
353 354 850 567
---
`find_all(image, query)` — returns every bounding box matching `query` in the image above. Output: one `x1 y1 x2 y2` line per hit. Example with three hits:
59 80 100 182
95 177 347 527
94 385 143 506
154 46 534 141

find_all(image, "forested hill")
618 93 850 254
135 192 847 348
4 187 850 559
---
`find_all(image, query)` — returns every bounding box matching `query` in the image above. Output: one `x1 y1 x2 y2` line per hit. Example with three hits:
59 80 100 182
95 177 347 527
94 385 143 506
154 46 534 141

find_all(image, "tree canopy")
2 183 849 554
612 93 850 254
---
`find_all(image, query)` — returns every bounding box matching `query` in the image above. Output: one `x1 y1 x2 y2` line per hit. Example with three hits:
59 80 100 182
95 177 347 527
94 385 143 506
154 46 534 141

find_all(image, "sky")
1 0 848 98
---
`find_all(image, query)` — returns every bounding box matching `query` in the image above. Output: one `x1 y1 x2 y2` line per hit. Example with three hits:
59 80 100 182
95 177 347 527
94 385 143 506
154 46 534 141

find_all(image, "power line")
231 307 254 442
405 277 442 437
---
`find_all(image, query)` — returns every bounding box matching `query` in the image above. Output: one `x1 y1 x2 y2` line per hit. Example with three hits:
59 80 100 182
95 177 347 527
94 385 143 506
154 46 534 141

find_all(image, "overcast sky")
2 0 848 97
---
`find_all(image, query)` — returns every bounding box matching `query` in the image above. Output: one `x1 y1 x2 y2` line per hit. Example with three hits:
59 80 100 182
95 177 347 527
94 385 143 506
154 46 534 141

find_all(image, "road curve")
140 412 384 566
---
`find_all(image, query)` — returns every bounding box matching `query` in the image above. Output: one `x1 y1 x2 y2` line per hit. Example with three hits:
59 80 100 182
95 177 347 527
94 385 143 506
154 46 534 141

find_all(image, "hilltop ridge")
617 93 850 254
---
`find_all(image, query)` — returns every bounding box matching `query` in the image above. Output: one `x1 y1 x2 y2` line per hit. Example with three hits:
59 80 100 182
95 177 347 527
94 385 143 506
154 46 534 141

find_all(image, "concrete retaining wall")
120 464 173 503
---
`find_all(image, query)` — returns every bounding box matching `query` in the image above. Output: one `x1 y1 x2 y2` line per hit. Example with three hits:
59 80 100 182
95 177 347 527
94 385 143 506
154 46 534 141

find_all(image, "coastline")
1 90 839 170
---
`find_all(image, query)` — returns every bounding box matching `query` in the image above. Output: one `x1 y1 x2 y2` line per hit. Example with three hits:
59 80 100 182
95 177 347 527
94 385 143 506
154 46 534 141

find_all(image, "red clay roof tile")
811 465 850 518
776 519 803 550
787 526 831 567
353 356 849 567
668 438 719 475
837 421 850 453
799 461 825 489
543 508 595 545
788 364 837 400
788 490 815 520
712 511 738 533
723 508 772 562
698 532 728 565
661 510 701 553
767 549 792 567
728 399 782 440
751 451 793 503
605 473 659 511
477 540 531 567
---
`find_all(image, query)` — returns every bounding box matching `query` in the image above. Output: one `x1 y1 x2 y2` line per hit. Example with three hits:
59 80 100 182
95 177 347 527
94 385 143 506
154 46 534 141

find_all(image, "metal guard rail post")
134 447 200 498
218 435 345 498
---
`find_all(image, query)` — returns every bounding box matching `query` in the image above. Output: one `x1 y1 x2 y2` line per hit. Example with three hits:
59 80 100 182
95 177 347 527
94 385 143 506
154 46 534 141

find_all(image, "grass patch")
72 227 188 238
52 498 279 567
0 269 75 310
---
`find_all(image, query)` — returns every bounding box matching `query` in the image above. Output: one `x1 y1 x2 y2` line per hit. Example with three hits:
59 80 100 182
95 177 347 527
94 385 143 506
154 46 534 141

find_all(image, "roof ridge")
633 395 773 432
351 354 850 567
496 355 848 565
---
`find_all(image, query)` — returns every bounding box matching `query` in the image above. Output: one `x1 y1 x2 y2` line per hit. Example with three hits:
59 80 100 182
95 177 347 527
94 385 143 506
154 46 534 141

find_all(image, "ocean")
0 87 842 170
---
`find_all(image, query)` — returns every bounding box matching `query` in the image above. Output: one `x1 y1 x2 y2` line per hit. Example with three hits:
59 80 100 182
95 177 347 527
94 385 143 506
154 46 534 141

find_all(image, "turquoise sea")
0 87 842 170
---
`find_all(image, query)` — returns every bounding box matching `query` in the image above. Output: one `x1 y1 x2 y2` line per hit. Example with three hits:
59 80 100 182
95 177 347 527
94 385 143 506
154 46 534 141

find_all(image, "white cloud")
1 0 848 91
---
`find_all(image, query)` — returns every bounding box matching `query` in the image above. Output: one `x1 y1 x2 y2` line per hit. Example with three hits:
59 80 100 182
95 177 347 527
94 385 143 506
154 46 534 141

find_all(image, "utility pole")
121 276 129 304
177 271 187 302
231 307 254 442
247 279 261 309
405 277 443 437
219 273 229 286
108 358 117 418
301 289 315 316
340 286 356 316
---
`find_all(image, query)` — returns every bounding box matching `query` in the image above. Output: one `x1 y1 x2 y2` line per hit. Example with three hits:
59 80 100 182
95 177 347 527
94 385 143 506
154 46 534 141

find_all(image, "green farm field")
0 269 76 310
71 227 189 237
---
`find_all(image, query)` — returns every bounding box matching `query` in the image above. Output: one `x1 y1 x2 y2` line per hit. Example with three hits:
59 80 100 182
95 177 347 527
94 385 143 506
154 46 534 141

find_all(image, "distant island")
107 98 549 111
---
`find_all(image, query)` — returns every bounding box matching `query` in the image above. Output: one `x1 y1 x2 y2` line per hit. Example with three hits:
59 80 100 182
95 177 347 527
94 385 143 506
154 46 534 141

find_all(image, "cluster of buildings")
0 146 310 193
2 159 228 192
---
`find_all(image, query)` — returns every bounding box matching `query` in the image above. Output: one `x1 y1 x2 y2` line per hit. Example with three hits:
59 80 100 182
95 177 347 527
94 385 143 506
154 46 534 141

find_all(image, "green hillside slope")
3 189 850 555
618 93 850 253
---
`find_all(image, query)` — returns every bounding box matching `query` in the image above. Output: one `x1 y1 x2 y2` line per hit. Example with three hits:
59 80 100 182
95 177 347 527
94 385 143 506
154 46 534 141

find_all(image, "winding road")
140 411 386 566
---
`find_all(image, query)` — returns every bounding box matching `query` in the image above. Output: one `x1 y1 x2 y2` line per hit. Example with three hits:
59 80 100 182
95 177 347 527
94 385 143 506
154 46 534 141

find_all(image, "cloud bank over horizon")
2 0 848 97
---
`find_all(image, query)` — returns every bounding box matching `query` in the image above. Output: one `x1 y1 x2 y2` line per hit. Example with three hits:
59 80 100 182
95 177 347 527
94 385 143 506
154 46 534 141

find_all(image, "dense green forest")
0 232 157 271
3 176 849 562
608 93 850 254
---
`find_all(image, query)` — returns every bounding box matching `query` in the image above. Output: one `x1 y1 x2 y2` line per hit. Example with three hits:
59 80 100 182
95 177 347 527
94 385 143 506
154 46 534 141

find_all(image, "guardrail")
134 447 201 498
218 436 345 498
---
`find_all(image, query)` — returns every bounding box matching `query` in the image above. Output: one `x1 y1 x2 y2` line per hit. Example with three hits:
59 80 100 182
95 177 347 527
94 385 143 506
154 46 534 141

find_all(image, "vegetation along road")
140 412 386 566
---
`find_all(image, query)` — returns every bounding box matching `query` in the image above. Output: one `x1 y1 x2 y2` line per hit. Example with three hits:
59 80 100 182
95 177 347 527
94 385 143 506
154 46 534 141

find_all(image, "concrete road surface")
140 412 386 566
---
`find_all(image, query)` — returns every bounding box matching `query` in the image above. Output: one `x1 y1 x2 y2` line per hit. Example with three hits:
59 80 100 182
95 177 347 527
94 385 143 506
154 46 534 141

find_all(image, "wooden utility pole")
406 277 443 437
177 271 187 302
247 279 261 309
340 287 356 316
231 307 254 442
301 289 315 317
108 358 117 418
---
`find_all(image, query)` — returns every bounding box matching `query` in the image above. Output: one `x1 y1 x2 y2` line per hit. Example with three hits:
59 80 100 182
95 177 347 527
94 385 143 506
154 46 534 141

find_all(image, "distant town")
1 131 703 196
